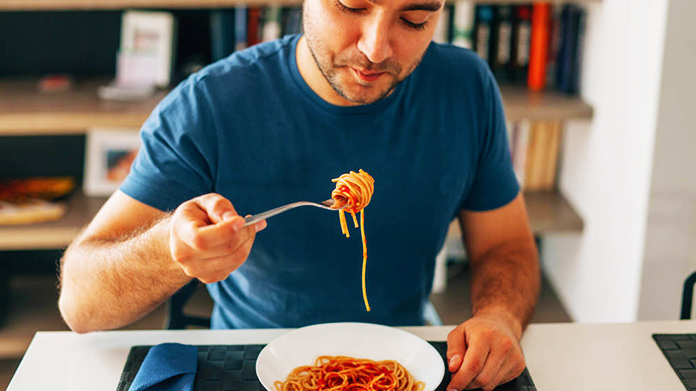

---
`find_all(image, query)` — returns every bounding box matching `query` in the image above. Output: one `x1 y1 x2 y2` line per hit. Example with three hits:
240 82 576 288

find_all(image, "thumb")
446 326 466 373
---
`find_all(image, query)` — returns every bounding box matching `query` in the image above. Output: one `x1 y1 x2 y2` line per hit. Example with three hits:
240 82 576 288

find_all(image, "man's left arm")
446 191 540 391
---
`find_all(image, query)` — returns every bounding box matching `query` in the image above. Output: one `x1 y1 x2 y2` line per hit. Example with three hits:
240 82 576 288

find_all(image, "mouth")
352 68 385 82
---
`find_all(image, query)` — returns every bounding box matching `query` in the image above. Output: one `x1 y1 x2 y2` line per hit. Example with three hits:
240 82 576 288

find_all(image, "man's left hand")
445 313 526 391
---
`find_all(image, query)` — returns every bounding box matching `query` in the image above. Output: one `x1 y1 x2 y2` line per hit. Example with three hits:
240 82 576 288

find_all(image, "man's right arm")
58 190 265 333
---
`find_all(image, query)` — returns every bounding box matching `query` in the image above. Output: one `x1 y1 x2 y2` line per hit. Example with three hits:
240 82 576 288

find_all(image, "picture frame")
83 129 141 197
118 10 176 88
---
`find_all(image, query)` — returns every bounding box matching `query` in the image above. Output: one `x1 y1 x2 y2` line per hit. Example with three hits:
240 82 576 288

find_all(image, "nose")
356 13 394 64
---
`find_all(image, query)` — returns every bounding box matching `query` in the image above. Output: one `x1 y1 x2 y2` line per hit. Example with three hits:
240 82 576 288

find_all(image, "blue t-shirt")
120 34 519 329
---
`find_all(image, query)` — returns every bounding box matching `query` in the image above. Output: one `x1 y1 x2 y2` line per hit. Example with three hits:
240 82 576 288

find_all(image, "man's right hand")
170 193 266 283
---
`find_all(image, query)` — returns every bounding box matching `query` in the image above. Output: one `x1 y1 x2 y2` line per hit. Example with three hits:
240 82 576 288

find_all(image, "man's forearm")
58 216 191 333
469 238 540 338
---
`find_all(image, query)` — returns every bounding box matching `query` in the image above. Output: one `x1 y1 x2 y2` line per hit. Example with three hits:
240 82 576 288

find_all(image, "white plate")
256 322 445 391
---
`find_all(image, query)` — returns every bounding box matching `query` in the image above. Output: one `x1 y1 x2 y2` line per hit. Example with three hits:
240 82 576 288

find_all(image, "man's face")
302 0 442 105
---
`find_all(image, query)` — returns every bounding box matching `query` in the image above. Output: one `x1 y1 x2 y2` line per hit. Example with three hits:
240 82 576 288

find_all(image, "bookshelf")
0 79 592 135
0 0 601 11
0 189 581 251
0 1 590 361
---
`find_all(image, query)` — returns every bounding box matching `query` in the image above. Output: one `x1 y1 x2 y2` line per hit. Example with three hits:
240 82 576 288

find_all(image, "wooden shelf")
0 192 107 251
0 0 600 11
0 79 593 136
446 189 583 245
0 79 167 135
500 85 593 122
0 189 581 251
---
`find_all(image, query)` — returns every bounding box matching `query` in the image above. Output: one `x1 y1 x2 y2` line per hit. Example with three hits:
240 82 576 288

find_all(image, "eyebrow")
399 1 443 12
363 0 443 12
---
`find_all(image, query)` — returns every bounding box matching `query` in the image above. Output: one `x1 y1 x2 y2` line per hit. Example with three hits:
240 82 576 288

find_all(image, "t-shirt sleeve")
460 71 520 212
119 78 217 212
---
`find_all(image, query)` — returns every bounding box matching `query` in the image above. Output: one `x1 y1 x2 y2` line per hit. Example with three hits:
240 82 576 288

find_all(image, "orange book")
528 3 551 90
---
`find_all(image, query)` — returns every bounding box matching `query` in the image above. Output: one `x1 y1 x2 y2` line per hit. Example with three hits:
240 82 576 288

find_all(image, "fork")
243 199 344 227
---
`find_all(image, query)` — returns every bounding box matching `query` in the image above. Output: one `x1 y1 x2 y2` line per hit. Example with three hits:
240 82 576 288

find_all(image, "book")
433 4 451 44
235 6 249 51
0 199 67 225
473 5 495 65
210 9 236 62
282 7 303 36
0 176 75 226
556 4 585 94
451 0 475 49
493 5 514 82
511 5 532 84
509 120 563 191
247 7 263 47
261 6 282 42
545 4 563 89
528 3 551 90
511 119 530 186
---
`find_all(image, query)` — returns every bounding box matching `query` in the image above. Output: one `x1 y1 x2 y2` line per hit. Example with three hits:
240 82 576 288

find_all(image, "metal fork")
243 199 343 227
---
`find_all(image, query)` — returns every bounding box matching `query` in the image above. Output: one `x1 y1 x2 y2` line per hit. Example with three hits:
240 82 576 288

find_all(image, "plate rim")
255 322 445 391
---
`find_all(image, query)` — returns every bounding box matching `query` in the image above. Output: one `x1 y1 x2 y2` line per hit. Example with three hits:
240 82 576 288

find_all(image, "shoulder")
194 35 295 86
418 42 495 93
154 36 296 116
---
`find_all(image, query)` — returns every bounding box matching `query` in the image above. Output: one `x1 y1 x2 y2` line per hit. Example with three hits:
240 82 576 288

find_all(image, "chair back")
681 271 696 319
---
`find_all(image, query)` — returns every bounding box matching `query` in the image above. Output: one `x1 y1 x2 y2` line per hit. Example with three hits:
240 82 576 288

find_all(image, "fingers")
446 327 466 373
448 336 489 391
192 193 239 225
446 319 526 391
169 193 267 283
179 232 258 283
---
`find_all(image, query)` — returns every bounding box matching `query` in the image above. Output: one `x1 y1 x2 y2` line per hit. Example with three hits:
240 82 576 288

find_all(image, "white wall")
541 0 670 322
638 0 696 320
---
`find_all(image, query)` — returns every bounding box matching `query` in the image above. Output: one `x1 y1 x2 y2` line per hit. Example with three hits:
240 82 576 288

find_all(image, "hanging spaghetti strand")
330 170 374 312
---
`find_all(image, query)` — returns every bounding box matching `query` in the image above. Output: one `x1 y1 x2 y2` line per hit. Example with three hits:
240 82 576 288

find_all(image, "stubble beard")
303 27 423 105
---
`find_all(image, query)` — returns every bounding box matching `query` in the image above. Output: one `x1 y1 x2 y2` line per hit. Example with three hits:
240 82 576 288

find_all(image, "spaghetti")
274 355 424 391
330 170 375 312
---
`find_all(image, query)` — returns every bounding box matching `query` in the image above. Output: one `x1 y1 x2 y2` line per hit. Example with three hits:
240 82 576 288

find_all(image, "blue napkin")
128 343 198 391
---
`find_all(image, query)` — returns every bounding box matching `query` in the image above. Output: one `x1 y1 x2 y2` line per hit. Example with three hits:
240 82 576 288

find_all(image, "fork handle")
243 201 319 227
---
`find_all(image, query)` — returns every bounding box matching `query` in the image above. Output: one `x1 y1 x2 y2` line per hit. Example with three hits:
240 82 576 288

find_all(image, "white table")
7 320 696 391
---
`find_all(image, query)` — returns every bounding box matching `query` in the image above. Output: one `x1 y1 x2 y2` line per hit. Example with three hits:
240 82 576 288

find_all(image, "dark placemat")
653 333 696 390
116 342 536 391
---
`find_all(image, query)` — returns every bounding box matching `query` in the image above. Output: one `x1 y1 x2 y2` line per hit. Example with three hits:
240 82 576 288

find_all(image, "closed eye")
401 18 428 30
335 0 365 13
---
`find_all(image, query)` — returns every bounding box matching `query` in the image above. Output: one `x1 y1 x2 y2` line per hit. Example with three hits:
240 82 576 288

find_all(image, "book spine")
262 6 282 42
494 5 514 82
433 5 451 43
512 5 532 84
556 4 577 93
474 5 495 65
452 0 475 49
568 6 586 94
546 4 563 89
210 10 236 62
235 6 249 52
247 7 262 47
528 2 551 91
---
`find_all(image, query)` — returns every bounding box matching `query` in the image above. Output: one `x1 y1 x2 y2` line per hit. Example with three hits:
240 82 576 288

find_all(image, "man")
59 0 540 389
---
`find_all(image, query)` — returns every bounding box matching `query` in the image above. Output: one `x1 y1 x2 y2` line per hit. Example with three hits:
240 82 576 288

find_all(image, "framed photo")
118 10 176 88
84 129 141 197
